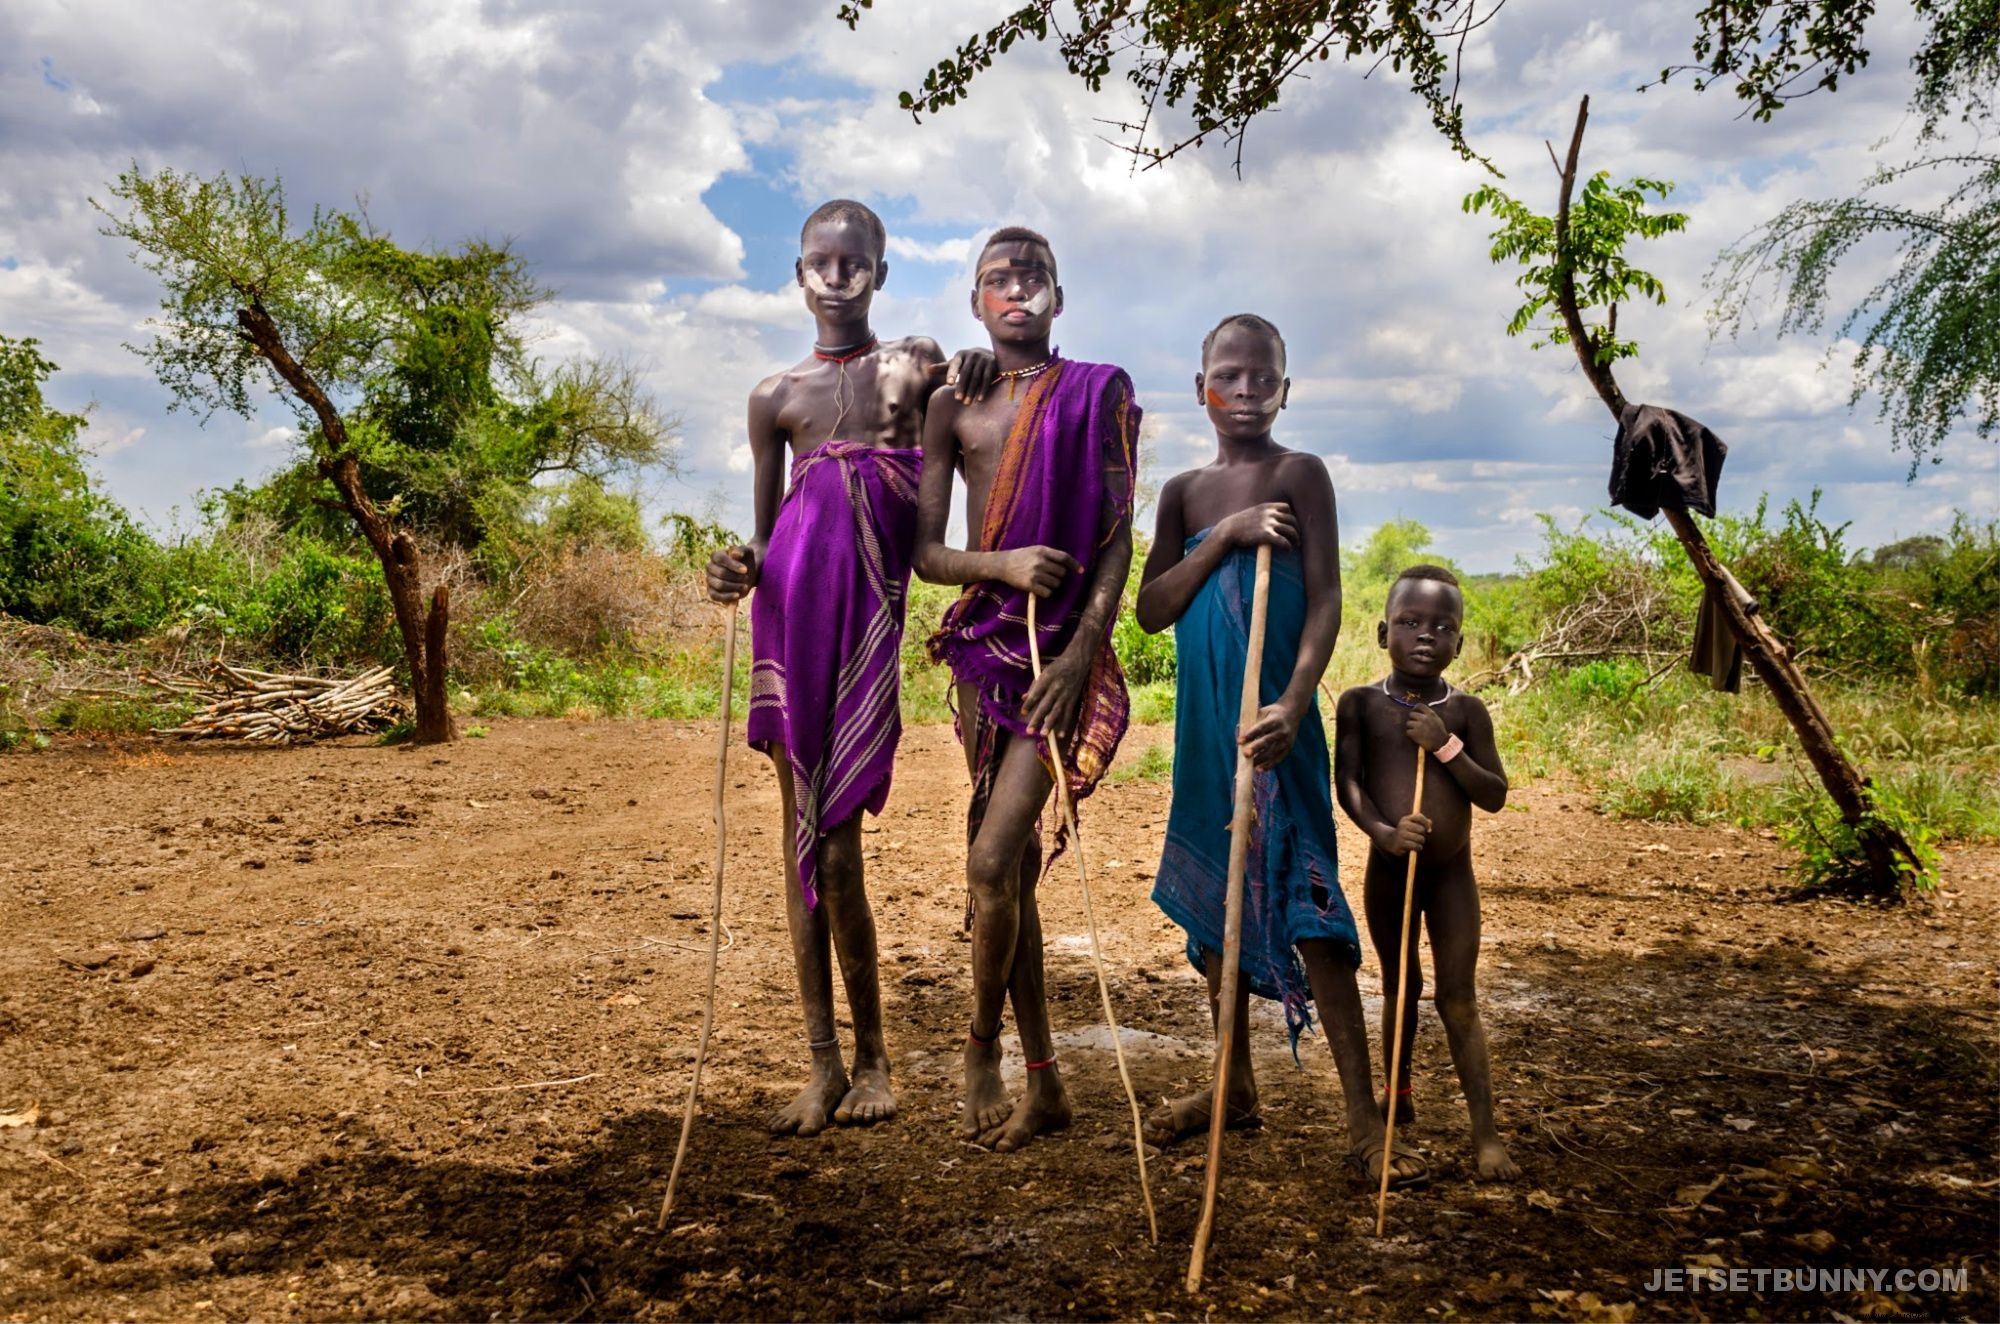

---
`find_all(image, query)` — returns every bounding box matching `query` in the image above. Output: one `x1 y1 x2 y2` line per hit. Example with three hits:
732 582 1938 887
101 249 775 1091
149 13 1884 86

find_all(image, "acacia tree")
1708 6 1999 471
246 250 676 553
97 167 676 744
844 1 1995 467
840 1 1899 170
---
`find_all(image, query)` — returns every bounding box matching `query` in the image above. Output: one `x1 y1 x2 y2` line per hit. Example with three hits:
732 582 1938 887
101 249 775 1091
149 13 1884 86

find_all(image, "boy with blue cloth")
1135 314 1423 1189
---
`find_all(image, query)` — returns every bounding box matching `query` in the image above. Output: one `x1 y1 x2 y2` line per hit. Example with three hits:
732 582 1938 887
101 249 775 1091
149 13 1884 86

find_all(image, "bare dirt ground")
2 718 1995 1322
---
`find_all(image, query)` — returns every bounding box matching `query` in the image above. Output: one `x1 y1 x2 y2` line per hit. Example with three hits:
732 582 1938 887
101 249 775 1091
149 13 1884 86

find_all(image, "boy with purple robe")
916 227 1138 1152
705 200 992 1137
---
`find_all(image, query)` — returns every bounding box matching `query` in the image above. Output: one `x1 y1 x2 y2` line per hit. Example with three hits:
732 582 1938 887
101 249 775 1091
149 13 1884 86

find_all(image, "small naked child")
1136 313 1424 1191
705 199 992 1137
1334 566 1521 1181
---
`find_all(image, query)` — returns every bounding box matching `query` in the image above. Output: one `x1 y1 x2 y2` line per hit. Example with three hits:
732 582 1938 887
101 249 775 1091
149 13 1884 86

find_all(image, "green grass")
458 637 749 721
1111 741 1174 782
1487 661 2000 841
1129 680 1175 725
45 695 191 736
1593 745 1750 824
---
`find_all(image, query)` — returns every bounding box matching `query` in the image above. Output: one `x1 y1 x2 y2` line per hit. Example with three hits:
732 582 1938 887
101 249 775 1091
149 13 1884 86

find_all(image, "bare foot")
1142 1084 1260 1147
835 1060 897 1127
984 1070 1072 1152
769 1056 848 1138
1379 1089 1416 1125
1475 1137 1520 1181
959 1037 1011 1141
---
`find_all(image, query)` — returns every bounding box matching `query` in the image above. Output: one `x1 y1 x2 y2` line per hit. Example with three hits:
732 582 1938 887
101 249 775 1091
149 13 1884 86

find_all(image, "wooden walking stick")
1187 543 1274 1294
1025 593 1159 1245
657 602 740 1231
1374 741 1428 1236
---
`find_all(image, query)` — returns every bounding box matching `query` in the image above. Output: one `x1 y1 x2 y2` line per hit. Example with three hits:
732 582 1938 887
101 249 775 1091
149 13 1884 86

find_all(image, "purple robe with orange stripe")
927 358 1140 866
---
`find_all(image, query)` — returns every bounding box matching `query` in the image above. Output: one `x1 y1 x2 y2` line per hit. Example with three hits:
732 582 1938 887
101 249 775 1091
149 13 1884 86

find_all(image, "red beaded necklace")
812 336 877 363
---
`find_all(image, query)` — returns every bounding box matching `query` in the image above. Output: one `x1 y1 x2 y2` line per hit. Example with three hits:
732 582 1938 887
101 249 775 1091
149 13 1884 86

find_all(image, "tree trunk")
1550 97 1915 895
236 303 455 744
418 583 453 744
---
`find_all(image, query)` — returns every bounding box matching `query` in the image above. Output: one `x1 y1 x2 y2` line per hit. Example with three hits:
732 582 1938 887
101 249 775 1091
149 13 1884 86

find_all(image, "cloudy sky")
3 0 1991 570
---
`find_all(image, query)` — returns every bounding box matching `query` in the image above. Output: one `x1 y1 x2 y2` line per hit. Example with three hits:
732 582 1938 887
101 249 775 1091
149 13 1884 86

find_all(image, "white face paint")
1022 287 1053 316
803 265 874 300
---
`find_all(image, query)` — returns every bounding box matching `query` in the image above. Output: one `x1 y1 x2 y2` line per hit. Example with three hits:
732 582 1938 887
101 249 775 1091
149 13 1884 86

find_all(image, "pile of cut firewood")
143 663 404 744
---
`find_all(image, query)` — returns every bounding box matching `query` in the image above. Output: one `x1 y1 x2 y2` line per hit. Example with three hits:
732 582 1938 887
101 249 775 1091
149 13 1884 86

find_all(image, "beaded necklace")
1382 676 1453 708
996 352 1059 401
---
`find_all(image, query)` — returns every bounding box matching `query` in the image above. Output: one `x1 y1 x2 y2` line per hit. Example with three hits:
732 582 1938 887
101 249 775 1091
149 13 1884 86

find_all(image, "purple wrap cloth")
927 359 1139 848
748 440 921 909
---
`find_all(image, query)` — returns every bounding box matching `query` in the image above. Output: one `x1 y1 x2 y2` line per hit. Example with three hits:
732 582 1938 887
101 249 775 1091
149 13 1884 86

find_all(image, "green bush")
1879 762 2000 840
252 539 397 665
1129 680 1177 725
1 337 170 638
1735 492 1891 673
1900 515 1997 694
1461 572 1535 664
1505 497 1995 697
1563 657 1649 702
477 477 654 581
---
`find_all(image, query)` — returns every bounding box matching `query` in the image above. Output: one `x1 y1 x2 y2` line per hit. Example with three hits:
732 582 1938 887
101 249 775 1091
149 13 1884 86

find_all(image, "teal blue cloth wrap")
1149 529 1359 1056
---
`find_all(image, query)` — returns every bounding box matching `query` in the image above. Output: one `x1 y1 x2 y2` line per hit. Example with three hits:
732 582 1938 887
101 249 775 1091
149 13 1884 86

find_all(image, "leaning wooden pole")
1375 748 1428 1236
657 604 740 1231
1549 95 1919 892
1187 543 1273 1293
1026 594 1159 1245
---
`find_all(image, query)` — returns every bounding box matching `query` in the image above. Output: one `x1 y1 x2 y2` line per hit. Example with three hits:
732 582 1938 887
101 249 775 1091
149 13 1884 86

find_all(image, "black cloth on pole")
1688 583 1743 693
1609 403 1728 519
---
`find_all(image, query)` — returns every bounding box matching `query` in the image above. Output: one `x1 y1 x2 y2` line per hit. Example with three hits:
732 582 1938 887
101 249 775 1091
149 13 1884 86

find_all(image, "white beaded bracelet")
1435 732 1464 764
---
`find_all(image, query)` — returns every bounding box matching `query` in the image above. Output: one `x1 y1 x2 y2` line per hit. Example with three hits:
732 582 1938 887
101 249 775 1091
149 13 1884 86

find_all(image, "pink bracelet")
1435 733 1464 764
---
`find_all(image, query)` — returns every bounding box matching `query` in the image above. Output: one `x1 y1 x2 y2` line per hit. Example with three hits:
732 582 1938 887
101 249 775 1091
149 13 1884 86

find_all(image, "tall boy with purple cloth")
705 200 992 1138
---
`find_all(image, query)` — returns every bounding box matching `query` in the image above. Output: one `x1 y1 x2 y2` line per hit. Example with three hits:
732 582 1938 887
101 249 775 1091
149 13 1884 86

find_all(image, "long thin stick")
1026 594 1159 1245
657 603 740 1231
444 1072 603 1096
1187 543 1273 1294
1375 744 1428 1235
